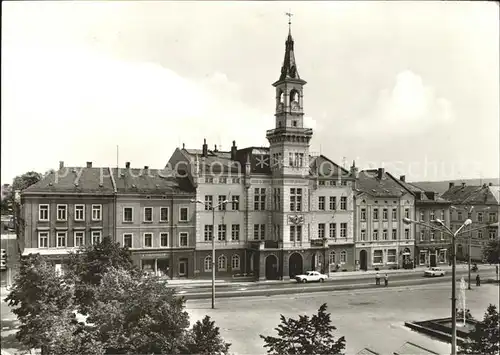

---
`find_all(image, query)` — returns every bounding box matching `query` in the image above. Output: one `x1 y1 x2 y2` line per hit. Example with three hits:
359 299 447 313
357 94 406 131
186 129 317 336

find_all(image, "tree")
66 236 138 314
86 267 191 354
482 239 500 265
260 303 346 355
459 304 499 355
183 315 231 355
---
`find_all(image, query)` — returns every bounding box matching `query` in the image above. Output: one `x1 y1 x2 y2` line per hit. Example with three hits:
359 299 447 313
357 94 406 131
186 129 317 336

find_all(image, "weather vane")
286 11 293 29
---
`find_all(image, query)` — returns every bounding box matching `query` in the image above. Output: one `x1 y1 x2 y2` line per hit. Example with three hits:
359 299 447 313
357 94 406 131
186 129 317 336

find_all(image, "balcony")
310 239 327 247
266 127 313 137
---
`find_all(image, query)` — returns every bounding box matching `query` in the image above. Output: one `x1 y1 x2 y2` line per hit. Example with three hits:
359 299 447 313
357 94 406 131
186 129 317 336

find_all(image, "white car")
295 271 328 283
424 267 446 277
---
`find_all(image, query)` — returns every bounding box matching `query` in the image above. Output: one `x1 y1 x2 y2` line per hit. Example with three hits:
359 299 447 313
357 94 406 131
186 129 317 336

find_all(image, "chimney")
214 144 218 153
350 160 359 179
86 162 92 168
449 182 455 189
202 139 208 158
377 168 385 179
125 162 130 169
489 182 493 186
461 182 466 187
231 141 238 160
144 166 149 170
483 183 487 188
59 161 64 169
400 175 406 182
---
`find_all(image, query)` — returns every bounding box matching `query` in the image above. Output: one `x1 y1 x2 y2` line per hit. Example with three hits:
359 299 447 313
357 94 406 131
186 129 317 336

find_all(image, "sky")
2 1 499 184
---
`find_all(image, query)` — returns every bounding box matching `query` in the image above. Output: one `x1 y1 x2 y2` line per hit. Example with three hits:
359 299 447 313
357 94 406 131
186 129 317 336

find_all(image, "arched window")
218 255 227 271
340 250 347 264
231 254 240 270
329 251 336 265
290 89 299 104
204 256 212 272
278 89 284 103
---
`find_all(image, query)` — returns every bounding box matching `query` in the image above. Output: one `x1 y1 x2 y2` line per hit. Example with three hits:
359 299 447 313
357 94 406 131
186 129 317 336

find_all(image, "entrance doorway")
430 252 437 267
359 250 368 271
265 255 279 280
289 253 303 278
178 259 188 277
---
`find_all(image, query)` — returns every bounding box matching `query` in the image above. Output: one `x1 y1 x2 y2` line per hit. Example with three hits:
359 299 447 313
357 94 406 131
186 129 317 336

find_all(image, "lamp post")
191 198 228 309
403 216 472 355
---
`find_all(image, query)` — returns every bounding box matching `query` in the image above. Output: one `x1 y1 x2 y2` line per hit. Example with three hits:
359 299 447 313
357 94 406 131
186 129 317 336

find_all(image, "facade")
113 164 196 278
441 182 499 261
353 169 415 271
397 176 452 267
168 25 357 280
20 162 116 272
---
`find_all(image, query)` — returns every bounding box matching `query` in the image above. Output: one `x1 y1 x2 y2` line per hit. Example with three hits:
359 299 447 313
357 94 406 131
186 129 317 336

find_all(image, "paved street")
186 282 500 355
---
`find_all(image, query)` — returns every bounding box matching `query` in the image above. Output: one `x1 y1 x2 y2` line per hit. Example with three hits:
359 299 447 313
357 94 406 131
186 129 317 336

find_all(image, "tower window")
292 120 297 127
290 89 299 104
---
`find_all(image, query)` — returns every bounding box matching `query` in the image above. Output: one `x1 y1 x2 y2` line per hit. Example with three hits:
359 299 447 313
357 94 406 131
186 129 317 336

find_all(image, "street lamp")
191 198 228 309
403 216 471 355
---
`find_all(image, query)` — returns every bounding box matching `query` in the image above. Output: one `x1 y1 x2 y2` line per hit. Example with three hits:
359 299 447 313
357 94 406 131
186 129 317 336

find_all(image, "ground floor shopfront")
354 245 415 271
416 244 450 267
131 249 195 279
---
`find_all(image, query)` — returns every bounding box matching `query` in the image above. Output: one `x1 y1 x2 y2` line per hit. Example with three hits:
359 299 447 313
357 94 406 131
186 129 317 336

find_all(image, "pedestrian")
476 274 481 287
375 272 380 285
384 273 388 287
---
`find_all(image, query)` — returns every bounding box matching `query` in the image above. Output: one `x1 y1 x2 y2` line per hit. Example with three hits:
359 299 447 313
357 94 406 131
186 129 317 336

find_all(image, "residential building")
168 24 357 280
397 176 452 267
354 169 415 270
20 162 115 273
441 182 499 261
113 163 196 278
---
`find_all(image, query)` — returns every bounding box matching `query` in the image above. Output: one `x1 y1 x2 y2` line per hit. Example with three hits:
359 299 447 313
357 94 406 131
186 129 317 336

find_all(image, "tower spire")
286 11 293 35
276 11 303 83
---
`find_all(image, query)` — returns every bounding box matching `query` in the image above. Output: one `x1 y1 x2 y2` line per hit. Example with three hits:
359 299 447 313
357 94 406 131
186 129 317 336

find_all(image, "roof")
275 26 305 84
356 348 380 355
393 341 439 355
356 169 414 198
23 167 115 195
441 185 500 205
397 181 451 205
112 168 195 195
310 155 350 178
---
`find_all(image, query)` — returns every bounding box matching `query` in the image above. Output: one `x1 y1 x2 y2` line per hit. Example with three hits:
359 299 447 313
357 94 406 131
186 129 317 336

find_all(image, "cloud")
1 44 272 181
350 70 455 136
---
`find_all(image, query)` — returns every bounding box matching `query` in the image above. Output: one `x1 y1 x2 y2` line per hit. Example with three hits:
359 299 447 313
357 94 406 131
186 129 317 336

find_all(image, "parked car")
295 271 328 283
424 267 446 277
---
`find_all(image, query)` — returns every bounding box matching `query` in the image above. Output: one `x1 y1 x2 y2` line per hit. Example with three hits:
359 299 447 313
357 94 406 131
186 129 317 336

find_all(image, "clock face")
276 103 284 112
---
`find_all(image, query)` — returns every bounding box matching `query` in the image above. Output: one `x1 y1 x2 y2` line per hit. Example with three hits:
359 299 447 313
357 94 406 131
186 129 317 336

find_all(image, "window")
373 250 383 264
360 229 366 241
74 205 85 221
291 225 302 242
144 233 153 247
231 224 240 241
477 212 483 222
430 231 435 241
419 251 427 265
373 230 379 241
232 177 240 184
231 254 240 270
330 197 337 210
360 208 366 221
204 225 213 241
404 209 410 219
290 188 302 212
253 224 265 240
179 207 189 221
204 195 213 210
232 195 240 210
254 188 266 210
288 152 304 167
218 196 227 210
373 209 379 221
440 232 444 240
420 211 425 221
318 223 325 239
218 224 227 241
382 208 388 220
478 230 483 239
329 223 336 239
92 204 102 221
340 197 347 210
179 232 188 247
340 251 347 264
144 207 153 222
439 249 446 263
319 180 325 186
387 249 397 263
430 210 435 220
392 209 397 220
39 205 49 221
38 231 49 248
382 229 388 240
340 223 347 238
489 231 497 240
204 256 212 272
57 205 67 221
160 207 169 222
91 231 101 245
329 251 336 265
56 231 67 247
123 207 133 222
420 230 425 241
273 188 281 210
457 211 463 221
160 233 168 247
489 212 497 223
219 177 227 184
206 177 214 183
218 255 227 271
318 196 325 210
392 229 397 240
405 229 410 240
74 231 85 247
441 209 446 222
123 233 132 248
